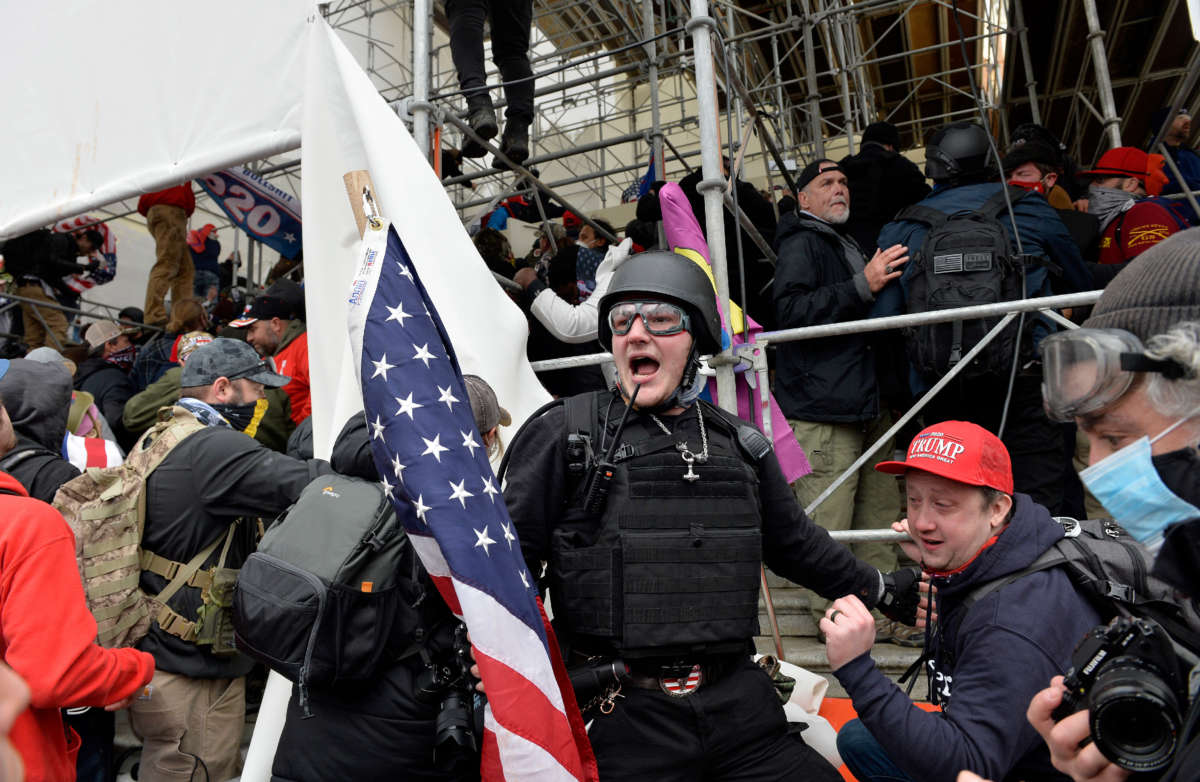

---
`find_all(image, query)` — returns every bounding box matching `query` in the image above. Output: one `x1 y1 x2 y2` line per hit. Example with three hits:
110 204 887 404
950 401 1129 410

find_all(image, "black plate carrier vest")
550 400 763 657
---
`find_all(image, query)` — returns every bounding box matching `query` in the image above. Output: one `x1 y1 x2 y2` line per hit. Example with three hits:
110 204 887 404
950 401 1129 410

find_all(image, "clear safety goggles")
1041 328 1186 422
607 300 691 337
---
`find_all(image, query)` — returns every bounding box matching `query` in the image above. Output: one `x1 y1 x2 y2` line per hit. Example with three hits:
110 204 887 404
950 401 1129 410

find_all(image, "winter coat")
272 320 311 426
0 471 154 782
772 211 879 423
873 182 1093 320
838 141 931 254
834 494 1102 782
136 407 329 679
130 331 181 392
136 184 195 217
0 359 80 500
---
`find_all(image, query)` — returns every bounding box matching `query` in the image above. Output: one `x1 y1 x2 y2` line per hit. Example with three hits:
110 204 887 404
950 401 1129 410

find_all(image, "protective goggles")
1041 328 1187 422
606 300 691 337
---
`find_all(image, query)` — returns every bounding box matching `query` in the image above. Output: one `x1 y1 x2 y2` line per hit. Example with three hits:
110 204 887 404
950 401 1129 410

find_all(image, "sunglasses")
607 300 691 337
226 356 277 382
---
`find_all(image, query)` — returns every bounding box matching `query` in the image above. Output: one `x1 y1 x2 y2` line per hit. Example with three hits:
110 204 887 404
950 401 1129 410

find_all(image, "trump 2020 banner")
197 167 303 259
347 218 597 782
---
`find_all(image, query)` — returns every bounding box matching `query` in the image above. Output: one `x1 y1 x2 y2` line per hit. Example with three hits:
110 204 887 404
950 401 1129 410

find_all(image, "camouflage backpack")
52 405 227 648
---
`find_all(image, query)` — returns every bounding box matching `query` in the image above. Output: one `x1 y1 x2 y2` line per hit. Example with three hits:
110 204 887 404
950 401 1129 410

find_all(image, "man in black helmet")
874 120 1091 515
503 250 922 781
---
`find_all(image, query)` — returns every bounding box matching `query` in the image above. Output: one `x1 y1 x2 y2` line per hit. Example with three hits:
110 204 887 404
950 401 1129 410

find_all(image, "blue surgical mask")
1079 413 1200 551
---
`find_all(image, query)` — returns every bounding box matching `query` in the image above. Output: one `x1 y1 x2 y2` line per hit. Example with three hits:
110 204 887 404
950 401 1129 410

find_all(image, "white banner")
0 0 309 238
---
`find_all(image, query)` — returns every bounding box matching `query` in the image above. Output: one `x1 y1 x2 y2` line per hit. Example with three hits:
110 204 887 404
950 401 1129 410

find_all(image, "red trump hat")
876 420 1014 494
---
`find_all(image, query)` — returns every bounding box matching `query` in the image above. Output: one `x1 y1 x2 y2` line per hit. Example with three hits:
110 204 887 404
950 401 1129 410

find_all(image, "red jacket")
0 472 154 782
1097 200 1184 263
274 329 311 425
137 184 195 217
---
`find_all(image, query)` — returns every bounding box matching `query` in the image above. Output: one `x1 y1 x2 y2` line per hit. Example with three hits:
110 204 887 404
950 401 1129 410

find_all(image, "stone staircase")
754 570 925 698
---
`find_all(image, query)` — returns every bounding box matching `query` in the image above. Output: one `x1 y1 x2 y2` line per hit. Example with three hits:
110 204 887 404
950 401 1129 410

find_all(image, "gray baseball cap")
181 338 291 387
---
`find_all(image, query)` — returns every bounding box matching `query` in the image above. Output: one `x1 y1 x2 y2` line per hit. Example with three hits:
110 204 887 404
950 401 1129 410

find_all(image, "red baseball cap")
876 421 1013 494
1080 147 1157 188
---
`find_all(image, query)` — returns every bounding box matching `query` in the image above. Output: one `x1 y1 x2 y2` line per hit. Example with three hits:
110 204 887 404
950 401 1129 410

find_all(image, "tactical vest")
551 400 764 657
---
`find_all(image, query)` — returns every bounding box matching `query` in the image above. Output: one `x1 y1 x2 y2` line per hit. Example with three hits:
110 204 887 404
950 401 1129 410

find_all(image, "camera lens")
1089 661 1183 772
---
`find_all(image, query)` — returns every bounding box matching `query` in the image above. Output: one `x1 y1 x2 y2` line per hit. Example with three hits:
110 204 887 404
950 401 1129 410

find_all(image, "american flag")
347 221 597 782
620 155 657 203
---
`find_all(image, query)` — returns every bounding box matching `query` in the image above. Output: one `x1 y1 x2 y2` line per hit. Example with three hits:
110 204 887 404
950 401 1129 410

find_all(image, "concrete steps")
755 570 925 698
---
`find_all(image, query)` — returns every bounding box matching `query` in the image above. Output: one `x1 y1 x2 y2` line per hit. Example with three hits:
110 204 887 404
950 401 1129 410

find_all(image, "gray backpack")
963 517 1200 653
232 474 427 714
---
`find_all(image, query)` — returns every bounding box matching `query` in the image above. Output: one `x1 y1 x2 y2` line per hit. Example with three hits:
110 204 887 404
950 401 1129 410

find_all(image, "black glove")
878 566 921 626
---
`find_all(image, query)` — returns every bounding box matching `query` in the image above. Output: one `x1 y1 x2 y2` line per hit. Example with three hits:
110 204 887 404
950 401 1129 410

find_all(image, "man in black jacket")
127 338 329 782
773 159 910 638
838 121 930 254
504 250 920 781
2 228 94 349
75 320 139 451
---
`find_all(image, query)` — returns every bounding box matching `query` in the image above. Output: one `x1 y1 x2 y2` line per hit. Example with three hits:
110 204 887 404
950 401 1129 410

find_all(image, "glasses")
225 356 276 382
607 300 691 337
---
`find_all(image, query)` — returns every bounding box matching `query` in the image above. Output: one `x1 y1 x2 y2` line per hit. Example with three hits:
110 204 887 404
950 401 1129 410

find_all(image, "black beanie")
1084 229 1200 341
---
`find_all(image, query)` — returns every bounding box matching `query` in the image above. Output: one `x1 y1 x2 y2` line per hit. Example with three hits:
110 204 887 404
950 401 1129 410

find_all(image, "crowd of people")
0 85 1198 782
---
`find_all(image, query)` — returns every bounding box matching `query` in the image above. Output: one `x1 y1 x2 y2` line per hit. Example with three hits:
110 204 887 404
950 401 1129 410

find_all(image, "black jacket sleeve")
758 450 880 603
503 405 568 572
774 230 871 329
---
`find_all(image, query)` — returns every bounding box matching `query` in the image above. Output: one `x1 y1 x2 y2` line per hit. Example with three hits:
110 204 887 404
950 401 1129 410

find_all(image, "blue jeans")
837 719 915 782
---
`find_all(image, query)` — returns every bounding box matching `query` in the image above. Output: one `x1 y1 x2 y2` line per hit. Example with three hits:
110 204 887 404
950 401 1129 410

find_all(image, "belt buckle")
658 663 703 697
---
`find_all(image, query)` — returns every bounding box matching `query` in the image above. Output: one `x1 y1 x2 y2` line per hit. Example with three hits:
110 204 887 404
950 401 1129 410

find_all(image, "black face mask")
211 401 259 432
1150 446 1200 597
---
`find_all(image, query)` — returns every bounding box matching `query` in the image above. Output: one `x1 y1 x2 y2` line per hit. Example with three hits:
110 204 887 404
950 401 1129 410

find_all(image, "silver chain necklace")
648 406 709 483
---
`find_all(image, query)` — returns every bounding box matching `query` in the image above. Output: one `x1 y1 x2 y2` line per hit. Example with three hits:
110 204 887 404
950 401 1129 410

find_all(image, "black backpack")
962 517 1200 655
896 187 1031 379
233 474 429 714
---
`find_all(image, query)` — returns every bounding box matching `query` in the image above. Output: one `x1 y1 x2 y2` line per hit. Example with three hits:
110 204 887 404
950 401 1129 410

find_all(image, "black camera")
1054 616 1189 773
415 623 480 771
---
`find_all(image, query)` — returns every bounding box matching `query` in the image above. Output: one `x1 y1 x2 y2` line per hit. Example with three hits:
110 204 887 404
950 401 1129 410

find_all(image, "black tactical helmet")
597 251 723 355
924 121 997 183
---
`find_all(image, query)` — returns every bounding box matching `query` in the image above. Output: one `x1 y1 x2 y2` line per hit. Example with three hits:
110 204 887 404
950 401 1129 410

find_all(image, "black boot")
493 122 530 171
460 100 498 159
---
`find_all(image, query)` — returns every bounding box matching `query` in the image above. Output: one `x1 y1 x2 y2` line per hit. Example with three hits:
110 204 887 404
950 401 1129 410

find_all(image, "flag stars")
474 525 496 555
412 495 431 525
391 454 407 482
371 354 396 380
501 521 516 549
448 479 474 508
481 476 499 501
518 569 530 589
385 301 412 326
397 262 414 281
461 430 480 456
413 343 436 368
380 475 395 498
394 392 423 420
370 415 386 441
437 385 460 411
421 434 449 462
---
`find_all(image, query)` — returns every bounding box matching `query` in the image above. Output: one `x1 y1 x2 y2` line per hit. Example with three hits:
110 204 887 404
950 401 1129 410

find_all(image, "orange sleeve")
0 504 153 710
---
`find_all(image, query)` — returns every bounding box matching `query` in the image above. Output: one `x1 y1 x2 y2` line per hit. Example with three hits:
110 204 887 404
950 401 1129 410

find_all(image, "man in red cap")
1080 147 1189 264
821 420 1101 782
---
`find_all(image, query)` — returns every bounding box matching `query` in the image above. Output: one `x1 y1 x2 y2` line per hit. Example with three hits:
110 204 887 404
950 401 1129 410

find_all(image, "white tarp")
242 17 552 781
0 0 309 239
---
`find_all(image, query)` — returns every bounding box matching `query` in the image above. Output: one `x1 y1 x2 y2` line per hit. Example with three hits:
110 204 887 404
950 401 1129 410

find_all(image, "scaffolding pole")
644 0 666 181
688 0 736 411
1012 0 1041 125
411 0 432 161
1082 0 1122 148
